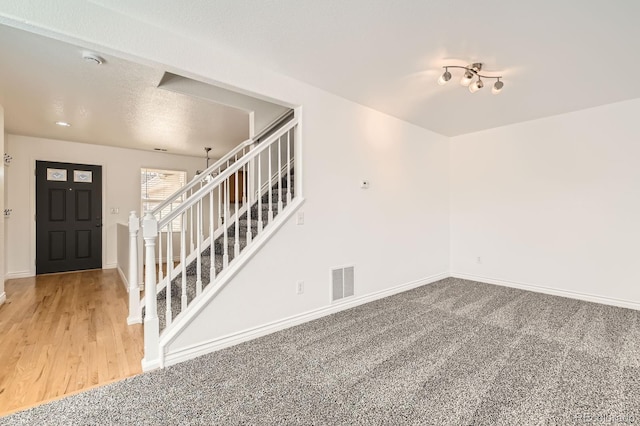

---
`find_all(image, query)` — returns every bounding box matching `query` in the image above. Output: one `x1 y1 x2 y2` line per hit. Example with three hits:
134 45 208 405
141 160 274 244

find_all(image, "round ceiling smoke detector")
82 53 105 65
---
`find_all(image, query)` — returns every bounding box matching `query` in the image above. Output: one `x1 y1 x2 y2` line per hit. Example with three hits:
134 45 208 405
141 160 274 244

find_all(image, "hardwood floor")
0 269 143 416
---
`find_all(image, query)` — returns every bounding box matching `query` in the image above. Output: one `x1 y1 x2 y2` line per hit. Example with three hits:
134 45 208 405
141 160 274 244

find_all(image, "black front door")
36 161 103 274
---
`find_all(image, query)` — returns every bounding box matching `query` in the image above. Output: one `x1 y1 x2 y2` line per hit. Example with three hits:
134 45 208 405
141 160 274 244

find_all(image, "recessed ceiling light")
82 52 104 65
55 121 71 127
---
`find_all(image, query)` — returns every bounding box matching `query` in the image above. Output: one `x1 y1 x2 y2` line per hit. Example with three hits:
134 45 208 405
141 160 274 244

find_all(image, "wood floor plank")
0 269 143 416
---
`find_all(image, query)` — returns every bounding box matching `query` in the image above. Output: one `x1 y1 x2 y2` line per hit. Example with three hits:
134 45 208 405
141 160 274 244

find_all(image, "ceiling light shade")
437 69 452 85
469 79 484 93
492 79 504 95
437 62 504 94
460 70 474 86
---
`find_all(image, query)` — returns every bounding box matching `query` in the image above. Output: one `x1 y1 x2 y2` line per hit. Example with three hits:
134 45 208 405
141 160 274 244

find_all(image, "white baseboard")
103 263 117 269
141 357 162 372
117 266 129 293
5 270 34 279
163 271 449 368
0 292 6 305
127 315 142 326
451 272 640 311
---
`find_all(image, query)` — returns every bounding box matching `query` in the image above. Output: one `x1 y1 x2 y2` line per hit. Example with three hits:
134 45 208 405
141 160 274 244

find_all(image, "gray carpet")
3 277 640 425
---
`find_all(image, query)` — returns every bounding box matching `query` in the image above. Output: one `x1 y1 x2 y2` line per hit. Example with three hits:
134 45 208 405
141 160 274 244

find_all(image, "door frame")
29 155 108 276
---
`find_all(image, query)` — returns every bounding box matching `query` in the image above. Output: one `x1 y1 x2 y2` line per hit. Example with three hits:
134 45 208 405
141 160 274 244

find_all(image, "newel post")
141 212 161 370
126 211 142 325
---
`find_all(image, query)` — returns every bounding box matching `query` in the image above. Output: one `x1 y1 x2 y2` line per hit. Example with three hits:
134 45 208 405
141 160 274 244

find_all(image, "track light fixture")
438 63 504 95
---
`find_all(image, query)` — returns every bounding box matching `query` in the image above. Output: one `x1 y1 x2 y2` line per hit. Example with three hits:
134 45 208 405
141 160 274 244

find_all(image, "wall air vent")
331 266 354 302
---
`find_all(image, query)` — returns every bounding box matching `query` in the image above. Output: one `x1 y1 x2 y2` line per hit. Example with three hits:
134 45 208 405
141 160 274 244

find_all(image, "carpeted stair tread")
224 223 258 238
261 189 292 203
214 236 248 254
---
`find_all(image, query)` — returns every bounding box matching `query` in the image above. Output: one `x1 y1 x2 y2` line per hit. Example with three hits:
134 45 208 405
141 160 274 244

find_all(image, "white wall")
5 134 204 277
450 98 640 307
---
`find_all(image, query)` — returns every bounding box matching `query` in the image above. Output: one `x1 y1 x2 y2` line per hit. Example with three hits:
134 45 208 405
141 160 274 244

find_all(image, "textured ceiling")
86 0 640 136
0 24 251 158
2 1 640 139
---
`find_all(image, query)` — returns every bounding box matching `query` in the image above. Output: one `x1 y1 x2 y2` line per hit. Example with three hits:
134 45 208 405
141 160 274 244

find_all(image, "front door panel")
36 161 102 274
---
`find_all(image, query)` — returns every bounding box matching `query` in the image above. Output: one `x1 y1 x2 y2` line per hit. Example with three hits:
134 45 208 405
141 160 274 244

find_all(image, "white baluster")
258 152 263 233
199 198 205 243
165 221 173 327
294 122 301 199
167 219 173 283
189 206 195 253
181 211 187 311
196 200 202 295
214 189 216 283
223 180 230 267
246 147 255 244
142 213 160 369
287 130 292 204
218 185 223 228
268 145 274 223
234 171 240 257
127 212 141 325
278 135 283 213
242 160 247 206
246 172 253 245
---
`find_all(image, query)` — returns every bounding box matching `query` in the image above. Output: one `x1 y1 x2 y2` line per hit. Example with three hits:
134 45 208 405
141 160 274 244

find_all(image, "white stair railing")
151 138 254 222
129 118 298 370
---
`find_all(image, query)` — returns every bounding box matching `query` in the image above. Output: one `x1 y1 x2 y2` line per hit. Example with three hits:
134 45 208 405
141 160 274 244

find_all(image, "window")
141 168 187 220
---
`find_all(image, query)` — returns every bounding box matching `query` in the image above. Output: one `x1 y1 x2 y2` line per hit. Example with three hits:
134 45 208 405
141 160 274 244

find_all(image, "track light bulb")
460 70 474 86
437 69 452 86
469 79 483 93
492 80 504 95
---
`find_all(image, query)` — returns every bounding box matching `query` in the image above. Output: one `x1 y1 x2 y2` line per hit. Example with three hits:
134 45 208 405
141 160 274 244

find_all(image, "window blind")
141 168 187 217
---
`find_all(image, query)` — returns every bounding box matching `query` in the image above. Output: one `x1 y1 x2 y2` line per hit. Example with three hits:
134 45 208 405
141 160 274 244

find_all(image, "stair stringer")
154 196 305 368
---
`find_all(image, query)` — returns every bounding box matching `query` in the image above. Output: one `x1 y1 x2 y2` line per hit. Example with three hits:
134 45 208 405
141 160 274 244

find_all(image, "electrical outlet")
296 211 304 225
110 207 120 214
296 281 304 295
476 256 482 264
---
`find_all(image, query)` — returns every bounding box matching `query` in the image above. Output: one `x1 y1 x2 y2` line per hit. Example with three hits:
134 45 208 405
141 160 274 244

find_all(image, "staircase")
126 117 300 370
156 169 294 330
